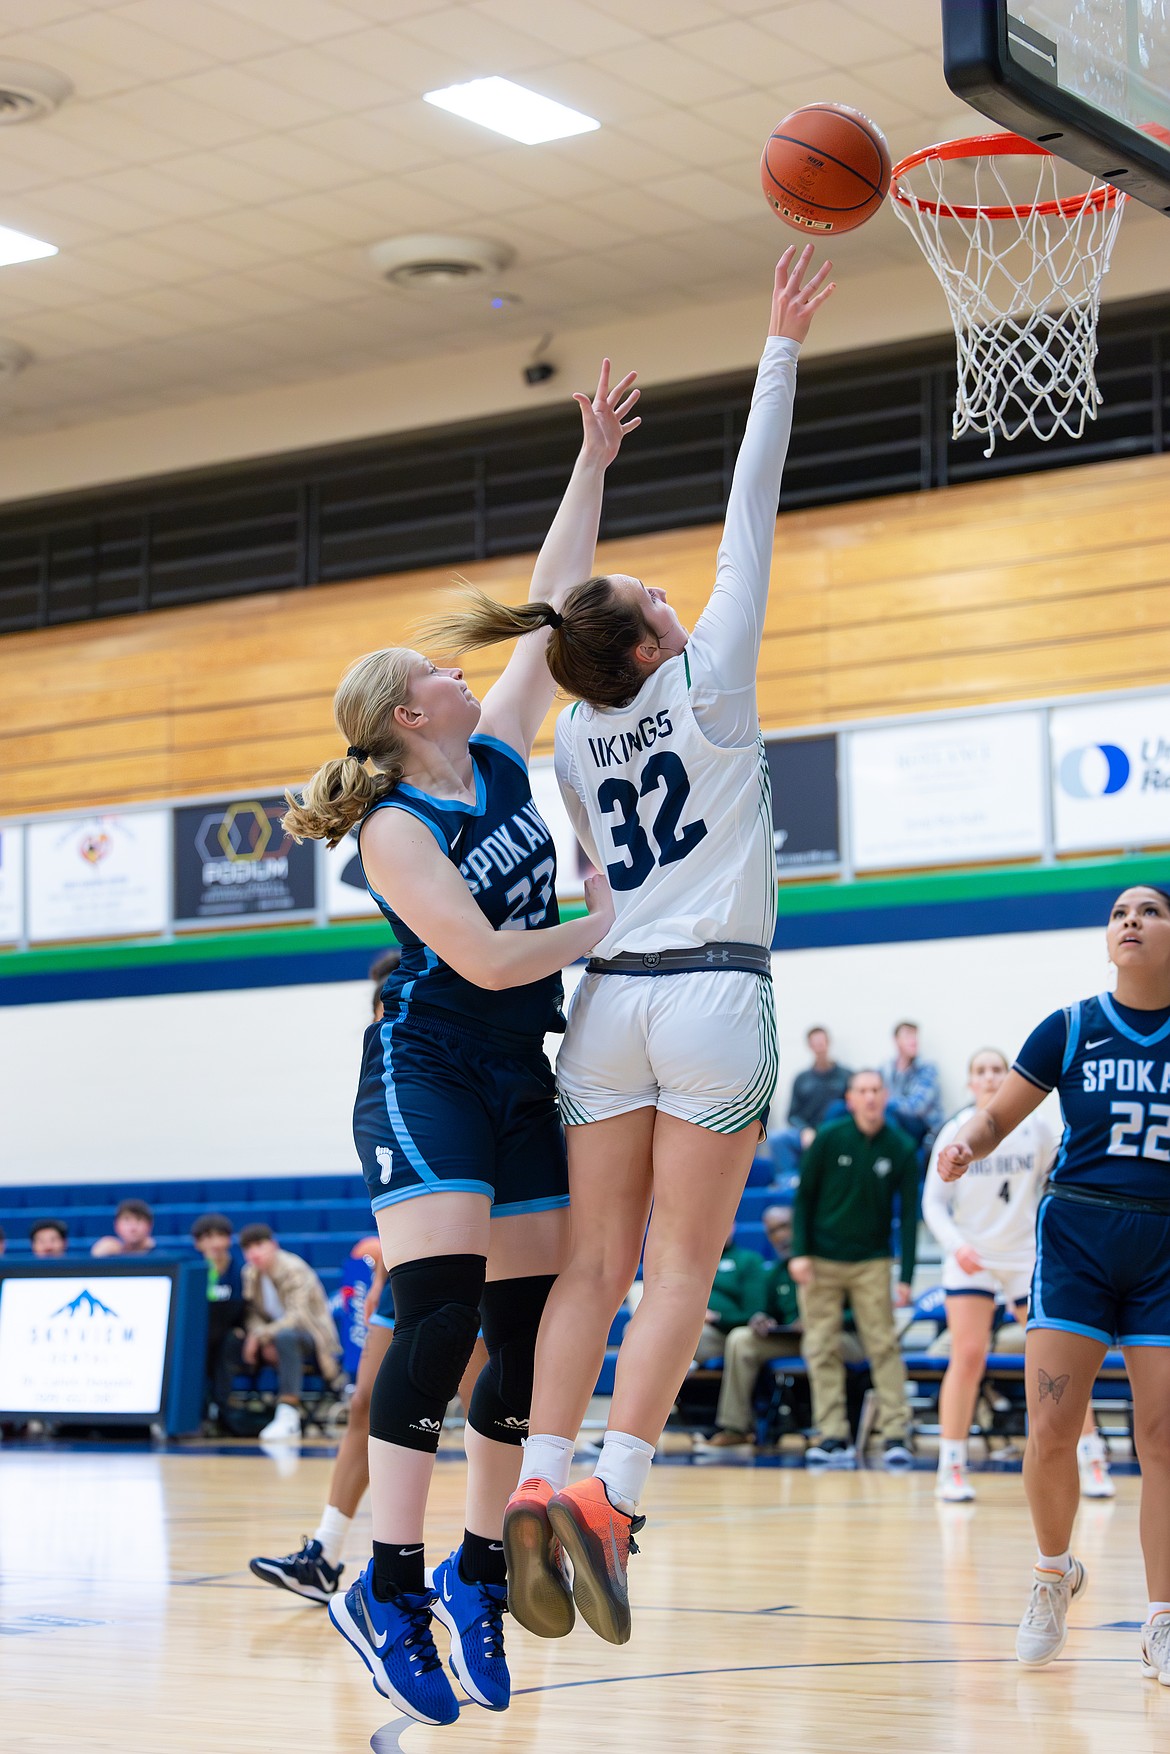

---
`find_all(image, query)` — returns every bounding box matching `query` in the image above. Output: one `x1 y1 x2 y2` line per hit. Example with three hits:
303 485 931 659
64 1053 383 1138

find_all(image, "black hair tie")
346 745 370 762
546 608 563 629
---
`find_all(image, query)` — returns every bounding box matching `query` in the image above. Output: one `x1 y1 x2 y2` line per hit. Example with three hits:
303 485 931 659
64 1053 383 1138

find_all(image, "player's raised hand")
769 243 835 343
937 1141 974 1183
574 358 641 468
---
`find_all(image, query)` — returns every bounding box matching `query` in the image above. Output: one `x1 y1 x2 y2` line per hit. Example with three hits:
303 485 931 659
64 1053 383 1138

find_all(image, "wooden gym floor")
0 1435 1162 1754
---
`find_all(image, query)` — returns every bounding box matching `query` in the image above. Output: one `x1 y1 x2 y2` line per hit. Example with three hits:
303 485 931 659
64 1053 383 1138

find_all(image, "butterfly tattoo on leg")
1038 1369 1071 1403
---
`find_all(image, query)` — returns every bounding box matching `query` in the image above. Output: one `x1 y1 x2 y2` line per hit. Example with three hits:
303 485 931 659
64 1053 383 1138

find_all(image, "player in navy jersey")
939 883 1170 1682
281 360 639 1726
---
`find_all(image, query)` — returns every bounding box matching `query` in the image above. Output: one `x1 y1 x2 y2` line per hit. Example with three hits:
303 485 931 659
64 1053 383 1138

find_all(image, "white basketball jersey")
924 1107 1057 1270
554 649 776 957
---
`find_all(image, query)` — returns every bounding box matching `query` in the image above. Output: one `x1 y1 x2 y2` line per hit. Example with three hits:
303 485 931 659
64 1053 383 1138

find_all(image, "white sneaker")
1140 1613 1170 1683
935 1463 976 1503
259 1403 302 1443
1015 1558 1087 1666
1079 1456 1115 1499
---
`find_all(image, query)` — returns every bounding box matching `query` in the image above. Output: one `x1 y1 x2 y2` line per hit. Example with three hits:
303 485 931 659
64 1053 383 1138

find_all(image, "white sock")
1077 1431 1106 1463
313 1505 352 1569
1037 1550 1072 1573
939 1439 967 1471
521 1433 574 1491
594 1430 655 1516
1148 1602 1170 1623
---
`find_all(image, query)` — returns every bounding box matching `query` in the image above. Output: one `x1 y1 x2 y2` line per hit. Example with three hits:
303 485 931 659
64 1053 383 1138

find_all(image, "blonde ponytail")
282 647 415 848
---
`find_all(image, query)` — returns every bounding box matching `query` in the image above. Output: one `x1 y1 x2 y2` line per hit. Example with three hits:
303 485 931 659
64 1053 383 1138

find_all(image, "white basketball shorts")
942 1252 1032 1307
555 969 778 1134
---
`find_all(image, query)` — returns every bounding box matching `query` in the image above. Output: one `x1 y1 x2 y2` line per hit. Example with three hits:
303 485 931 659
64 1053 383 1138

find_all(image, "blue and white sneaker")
249 1536 342 1603
328 1558 459 1725
430 1546 510 1712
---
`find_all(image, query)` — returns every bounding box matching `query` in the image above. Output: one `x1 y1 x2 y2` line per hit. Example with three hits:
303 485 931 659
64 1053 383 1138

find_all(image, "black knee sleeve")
369 1254 485 1453
467 1273 556 1446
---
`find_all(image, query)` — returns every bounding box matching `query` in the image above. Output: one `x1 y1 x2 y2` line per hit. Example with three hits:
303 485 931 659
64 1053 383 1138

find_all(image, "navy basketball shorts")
1029 1192 1170 1346
353 1009 568 1220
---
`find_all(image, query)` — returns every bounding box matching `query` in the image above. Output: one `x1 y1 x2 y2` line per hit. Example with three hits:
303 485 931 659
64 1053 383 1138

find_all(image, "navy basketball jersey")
1015 992 1170 1201
358 734 564 1042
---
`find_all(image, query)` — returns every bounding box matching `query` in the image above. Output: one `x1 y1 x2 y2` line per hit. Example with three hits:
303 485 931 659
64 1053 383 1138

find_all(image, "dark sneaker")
546 1477 645 1646
805 1436 855 1466
328 1558 459 1725
249 1536 342 1603
431 1546 510 1711
883 1437 914 1467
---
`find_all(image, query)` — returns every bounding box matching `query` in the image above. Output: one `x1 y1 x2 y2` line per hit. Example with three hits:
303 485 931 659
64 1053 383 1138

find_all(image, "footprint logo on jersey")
375 1145 394 1185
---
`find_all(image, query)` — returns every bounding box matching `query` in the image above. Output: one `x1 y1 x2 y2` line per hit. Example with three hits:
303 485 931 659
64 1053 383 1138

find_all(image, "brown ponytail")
282 647 415 848
423 576 652 711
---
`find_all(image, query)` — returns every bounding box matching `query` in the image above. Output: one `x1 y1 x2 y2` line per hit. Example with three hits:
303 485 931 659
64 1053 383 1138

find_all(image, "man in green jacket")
697 1205 802 1448
789 1069 919 1467
693 1229 767 1365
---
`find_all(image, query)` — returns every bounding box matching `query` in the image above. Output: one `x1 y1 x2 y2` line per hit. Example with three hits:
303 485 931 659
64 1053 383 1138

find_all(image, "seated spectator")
789 1070 919 1467
692 1227 766 1367
770 1027 853 1189
191 1214 246 1430
30 1218 68 1257
696 1206 801 1448
881 1020 943 1151
216 1224 341 1443
91 1198 156 1258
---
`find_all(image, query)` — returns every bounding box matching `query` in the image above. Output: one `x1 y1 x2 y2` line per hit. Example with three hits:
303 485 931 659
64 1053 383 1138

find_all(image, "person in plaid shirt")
882 1021 943 1149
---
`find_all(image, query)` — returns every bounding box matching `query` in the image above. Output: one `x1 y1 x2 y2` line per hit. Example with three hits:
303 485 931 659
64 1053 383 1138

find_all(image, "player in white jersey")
924 1047 1111 1503
423 246 834 1646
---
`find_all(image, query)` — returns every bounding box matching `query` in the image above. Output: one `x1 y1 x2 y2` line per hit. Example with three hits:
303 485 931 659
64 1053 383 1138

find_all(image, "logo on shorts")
412 1417 441 1434
375 1145 394 1185
499 1415 529 1431
641 951 661 968
874 1158 892 1178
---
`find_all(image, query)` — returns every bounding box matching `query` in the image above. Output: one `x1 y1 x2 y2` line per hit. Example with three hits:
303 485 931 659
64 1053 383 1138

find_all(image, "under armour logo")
703 947 732 965
375 1145 394 1185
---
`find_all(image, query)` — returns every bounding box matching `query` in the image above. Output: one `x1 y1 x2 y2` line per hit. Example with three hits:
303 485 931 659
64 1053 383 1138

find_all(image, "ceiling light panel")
423 77 599 145
0 224 57 267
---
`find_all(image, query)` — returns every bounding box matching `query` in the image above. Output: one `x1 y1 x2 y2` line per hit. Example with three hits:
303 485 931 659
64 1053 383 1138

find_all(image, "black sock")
372 1539 425 1600
459 1528 507 1589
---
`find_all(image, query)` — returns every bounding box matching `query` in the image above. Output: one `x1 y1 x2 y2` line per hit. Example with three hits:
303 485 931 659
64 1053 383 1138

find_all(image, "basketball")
761 102 891 234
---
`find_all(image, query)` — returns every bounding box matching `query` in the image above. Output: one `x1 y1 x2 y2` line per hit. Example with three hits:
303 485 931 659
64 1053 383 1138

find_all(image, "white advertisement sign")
325 829 381 919
0 1275 172 1415
530 758 590 899
0 824 23 942
26 811 168 943
849 713 1046 871
1051 694 1170 853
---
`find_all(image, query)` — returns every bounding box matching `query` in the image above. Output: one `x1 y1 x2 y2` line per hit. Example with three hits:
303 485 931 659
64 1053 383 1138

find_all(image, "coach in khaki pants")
788 1070 920 1461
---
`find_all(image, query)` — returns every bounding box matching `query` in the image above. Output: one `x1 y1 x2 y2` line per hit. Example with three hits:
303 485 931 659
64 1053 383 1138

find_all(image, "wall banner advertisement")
0 824 23 942
1051 694 1170 853
325 829 382 919
173 796 316 925
849 713 1046 870
766 734 841 872
27 812 169 942
0 1275 173 1415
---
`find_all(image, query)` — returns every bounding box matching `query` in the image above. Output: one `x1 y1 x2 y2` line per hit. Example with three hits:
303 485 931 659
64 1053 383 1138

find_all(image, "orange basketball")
761 103 891 234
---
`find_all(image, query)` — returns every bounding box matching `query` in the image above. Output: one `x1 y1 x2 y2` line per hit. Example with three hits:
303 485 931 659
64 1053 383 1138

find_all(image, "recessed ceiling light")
424 77 599 146
0 223 56 267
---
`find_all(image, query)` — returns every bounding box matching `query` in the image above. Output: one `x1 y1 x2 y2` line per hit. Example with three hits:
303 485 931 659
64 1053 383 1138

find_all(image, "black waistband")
586 942 772 978
1045 1181 1170 1217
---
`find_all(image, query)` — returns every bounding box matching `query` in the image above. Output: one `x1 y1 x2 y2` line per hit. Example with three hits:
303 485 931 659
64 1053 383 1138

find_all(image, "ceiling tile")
324 24 478 87
87 164 236 219
757 1 895 67
170 65 337 129
398 159 537 217
589 39 748 106
672 19 826 85
290 113 436 175
115 0 295 60
470 0 639 57
34 8 215 78
319 174 469 232
620 105 751 168
229 130 368 187
587 0 726 27
397 6 554 75
208 0 372 44
246 44 406 108
103 82 263 146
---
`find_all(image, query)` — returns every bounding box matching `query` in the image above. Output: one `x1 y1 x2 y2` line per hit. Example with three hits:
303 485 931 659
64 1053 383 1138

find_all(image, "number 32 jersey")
554 649 776 956
924 1106 1056 1271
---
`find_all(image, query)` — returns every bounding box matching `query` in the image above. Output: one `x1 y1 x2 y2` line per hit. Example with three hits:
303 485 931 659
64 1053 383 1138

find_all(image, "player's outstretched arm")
690 248 834 729
937 1071 1046 1181
478 359 640 760
361 807 614 991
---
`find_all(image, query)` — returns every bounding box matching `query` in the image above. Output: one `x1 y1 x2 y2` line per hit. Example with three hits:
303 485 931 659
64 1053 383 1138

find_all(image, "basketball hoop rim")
891 132 1126 221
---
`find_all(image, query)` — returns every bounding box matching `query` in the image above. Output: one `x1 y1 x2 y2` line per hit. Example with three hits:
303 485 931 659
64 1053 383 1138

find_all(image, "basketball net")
891 135 1127 456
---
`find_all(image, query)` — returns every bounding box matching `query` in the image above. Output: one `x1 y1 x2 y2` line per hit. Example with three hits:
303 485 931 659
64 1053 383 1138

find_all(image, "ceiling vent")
0 61 72 125
369 234 515 289
0 340 31 380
